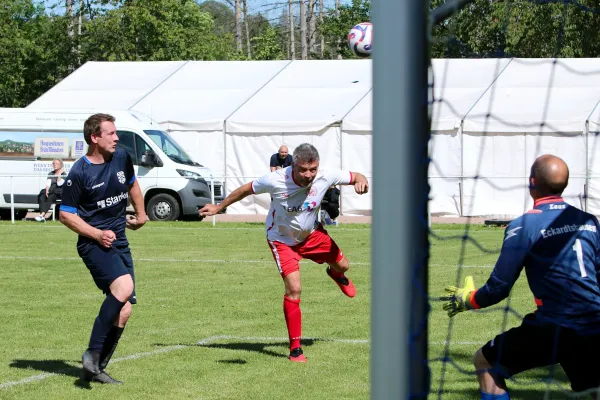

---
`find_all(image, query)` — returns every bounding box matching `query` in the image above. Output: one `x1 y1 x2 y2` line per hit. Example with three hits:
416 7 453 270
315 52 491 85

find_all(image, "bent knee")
330 256 349 273
285 284 302 299
473 348 491 370
110 274 134 301
120 301 132 319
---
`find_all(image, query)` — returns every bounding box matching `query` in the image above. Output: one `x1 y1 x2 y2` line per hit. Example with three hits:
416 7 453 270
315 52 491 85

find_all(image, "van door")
117 130 158 194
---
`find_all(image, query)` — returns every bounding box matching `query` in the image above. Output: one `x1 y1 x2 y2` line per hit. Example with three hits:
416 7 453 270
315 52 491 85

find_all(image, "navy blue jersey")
473 196 600 333
60 148 136 248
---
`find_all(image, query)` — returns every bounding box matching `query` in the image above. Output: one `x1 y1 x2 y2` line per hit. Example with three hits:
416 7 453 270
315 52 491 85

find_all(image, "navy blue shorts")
78 243 137 304
482 313 600 392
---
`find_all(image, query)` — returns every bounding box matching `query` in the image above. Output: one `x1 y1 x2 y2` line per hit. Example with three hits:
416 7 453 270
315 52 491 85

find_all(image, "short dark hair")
293 143 320 165
83 113 115 145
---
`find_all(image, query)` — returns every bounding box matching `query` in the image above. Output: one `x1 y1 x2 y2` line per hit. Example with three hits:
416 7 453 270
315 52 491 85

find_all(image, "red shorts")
267 226 344 278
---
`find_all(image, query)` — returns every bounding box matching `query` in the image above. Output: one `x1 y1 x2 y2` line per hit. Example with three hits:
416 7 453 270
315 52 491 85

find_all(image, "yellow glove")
441 276 476 317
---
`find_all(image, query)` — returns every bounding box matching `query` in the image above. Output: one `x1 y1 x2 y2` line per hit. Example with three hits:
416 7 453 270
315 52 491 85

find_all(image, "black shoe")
288 347 307 362
82 350 101 376
326 266 349 285
92 371 122 384
326 266 356 298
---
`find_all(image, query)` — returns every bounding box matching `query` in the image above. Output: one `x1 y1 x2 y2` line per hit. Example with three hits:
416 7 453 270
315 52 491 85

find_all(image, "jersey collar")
534 195 564 207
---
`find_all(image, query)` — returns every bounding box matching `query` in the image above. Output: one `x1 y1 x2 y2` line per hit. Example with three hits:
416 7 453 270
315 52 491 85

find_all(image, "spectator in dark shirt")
270 145 293 172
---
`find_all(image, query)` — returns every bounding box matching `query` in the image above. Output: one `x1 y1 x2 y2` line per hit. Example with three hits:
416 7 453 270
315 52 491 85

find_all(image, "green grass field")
0 221 585 399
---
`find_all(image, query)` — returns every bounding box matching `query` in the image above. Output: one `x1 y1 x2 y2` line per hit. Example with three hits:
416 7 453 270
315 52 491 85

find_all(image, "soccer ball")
347 22 373 58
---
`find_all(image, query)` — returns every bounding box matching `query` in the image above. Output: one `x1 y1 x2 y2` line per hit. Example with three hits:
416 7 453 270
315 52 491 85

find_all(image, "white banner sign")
34 137 69 159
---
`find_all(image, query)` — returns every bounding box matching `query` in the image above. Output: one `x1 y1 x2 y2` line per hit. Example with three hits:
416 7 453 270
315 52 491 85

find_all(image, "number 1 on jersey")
573 239 588 278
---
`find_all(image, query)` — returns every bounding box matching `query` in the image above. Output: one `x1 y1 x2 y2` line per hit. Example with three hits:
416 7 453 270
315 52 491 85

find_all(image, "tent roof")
28 61 186 109
225 60 372 133
462 58 600 133
342 59 511 132
25 59 600 135
342 90 371 132
431 58 511 131
130 60 292 131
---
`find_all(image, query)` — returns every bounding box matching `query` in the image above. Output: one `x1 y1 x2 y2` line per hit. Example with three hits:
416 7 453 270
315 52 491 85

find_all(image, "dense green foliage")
1 0 598 107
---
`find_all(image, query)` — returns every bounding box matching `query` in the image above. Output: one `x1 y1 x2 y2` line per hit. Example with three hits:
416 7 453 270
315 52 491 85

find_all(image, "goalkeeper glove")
441 276 477 317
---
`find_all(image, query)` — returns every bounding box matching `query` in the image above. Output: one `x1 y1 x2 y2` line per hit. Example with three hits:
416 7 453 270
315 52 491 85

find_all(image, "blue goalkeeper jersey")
473 196 600 333
60 148 136 249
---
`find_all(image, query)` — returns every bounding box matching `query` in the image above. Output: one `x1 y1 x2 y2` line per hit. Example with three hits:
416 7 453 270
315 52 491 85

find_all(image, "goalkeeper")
442 155 600 399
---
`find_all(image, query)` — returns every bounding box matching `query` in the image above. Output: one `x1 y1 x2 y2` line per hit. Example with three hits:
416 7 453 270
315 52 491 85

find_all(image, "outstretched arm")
199 182 254 217
441 224 528 317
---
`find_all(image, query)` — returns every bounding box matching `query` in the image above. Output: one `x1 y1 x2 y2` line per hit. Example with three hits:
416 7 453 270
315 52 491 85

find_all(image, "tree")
80 0 236 61
251 25 285 60
430 0 600 58
198 0 235 36
319 0 370 59
0 0 75 107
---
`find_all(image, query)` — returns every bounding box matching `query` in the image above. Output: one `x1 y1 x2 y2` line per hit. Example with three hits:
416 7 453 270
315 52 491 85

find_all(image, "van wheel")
147 193 180 221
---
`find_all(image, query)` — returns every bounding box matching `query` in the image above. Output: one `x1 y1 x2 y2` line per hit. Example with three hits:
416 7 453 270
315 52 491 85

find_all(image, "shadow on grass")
436 350 570 384
441 387 579 400
155 338 318 360
216 359 247 365
9 359 91 389
432 351 577 399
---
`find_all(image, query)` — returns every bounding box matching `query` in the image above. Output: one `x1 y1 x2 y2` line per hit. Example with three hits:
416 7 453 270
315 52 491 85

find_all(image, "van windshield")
144 130 201 167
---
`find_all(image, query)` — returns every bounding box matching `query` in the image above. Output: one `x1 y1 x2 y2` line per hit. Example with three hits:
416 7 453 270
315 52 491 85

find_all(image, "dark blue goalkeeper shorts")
78 243 137 304
482 313 600 392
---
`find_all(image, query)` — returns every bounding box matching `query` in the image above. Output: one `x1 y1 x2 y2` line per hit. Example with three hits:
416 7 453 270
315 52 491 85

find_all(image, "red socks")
283 295 302 351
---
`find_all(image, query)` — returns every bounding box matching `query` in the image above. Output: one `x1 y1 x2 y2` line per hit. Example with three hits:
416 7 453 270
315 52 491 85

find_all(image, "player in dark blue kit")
60 113 147 384
442 155 600 399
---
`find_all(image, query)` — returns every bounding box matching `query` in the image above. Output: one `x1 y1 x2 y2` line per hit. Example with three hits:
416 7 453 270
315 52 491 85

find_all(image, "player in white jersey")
199 143 369 362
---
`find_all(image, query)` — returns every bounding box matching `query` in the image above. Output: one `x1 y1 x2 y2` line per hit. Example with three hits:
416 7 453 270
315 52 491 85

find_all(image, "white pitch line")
430 263 494 269
1 255 496 269
430 341 484 345
0 255 371 266
0 334 367 390
0 255 497 269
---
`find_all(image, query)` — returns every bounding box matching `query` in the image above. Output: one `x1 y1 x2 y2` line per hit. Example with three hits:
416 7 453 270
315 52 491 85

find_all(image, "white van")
0 108 223 221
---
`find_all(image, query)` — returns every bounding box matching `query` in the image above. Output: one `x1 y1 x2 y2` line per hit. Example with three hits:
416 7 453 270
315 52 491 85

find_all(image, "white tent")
340 90 372 216
460 58 600 217
29 61 187 109
26 58 600 218
430 59 513 216
224 60 372 215
129 60 292 178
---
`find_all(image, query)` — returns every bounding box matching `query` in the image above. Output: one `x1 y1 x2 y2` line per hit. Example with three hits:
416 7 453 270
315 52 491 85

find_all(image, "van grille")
212 184 222 198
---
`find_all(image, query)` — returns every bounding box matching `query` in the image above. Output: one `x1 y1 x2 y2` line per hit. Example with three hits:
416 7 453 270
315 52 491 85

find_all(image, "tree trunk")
66 0 74 72
235 0 242 53
308 0 316 57
335 0 342 60
243 0 251 58
300 0 307 59
288 0 295 60
77 0 83 65
319 0 324 58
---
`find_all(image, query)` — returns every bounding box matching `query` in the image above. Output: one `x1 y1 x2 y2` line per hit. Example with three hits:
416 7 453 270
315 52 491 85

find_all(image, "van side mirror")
141 150 162 167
